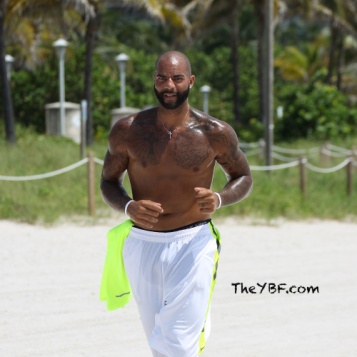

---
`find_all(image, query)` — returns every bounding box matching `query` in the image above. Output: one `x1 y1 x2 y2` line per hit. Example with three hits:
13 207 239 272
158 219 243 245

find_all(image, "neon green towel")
100 219 133 311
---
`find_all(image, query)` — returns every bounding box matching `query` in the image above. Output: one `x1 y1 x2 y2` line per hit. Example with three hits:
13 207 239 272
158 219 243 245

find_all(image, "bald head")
155 51 192 76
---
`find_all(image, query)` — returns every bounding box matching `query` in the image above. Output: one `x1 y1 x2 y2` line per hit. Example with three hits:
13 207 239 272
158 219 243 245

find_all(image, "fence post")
352 146 357 173
88 151 95 216
346 158 353 196
299 156 307 197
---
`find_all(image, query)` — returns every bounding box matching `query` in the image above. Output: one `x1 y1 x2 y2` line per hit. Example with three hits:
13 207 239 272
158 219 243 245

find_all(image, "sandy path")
0 217 356 357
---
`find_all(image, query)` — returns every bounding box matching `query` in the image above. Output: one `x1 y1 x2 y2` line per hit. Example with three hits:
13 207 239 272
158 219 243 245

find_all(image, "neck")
157 104 190 128
157 105 190 137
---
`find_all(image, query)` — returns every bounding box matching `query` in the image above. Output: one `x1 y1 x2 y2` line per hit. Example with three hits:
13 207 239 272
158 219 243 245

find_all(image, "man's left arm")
195 123 253 213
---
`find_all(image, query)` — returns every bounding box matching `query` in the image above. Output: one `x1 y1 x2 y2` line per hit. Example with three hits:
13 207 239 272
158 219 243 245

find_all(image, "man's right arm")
100 148 132 213
100 119 163 228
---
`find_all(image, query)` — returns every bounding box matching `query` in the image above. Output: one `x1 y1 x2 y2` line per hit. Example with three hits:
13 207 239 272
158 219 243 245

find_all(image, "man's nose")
164 77 176 89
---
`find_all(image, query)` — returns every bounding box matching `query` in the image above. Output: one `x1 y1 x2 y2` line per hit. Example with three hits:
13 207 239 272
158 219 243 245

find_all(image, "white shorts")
123 220 221 357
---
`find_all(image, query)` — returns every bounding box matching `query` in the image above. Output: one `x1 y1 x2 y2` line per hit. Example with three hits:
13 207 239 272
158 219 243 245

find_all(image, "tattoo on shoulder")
130 116 167 165
201 123 242 173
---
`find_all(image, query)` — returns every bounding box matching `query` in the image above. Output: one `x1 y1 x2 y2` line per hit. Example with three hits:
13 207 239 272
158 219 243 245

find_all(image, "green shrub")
276 81 357 141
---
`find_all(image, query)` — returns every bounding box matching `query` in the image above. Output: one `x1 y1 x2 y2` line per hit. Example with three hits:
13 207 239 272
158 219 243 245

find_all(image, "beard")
154 85 190 109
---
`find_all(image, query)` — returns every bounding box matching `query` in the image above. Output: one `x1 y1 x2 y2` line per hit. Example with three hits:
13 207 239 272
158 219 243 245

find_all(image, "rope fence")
0 141 355 214
250 160 300 171
0 158 89 181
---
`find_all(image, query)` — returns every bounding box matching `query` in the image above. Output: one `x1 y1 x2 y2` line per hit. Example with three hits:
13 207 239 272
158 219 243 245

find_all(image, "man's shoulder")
110 107 156 137
190 108 238 151
113 107 156 128
190 107 234 133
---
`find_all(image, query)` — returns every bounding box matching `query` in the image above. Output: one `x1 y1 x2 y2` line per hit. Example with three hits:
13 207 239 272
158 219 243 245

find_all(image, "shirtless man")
100 51 252 357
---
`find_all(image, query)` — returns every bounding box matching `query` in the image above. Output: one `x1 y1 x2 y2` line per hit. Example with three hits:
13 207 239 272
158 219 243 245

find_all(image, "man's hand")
126 200 164 229
194 187 220 213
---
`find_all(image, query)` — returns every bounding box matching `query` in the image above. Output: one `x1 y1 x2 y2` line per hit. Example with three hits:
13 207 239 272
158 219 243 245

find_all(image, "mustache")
161 90 177 94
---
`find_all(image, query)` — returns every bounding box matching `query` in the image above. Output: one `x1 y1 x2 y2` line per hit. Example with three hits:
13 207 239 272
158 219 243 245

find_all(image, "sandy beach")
1 216 356 357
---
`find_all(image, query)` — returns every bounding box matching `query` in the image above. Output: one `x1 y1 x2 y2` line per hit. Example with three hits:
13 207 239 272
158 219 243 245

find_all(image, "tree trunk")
0 0 15 143
84 10 100 146
336 30 344 91
327 16 338 85
262 0 274 167
254 0 265 123
230 0 241 124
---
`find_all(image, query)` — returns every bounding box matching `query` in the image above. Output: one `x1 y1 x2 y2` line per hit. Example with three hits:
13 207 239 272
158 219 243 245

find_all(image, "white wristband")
124 200 134 216
214 192 222 209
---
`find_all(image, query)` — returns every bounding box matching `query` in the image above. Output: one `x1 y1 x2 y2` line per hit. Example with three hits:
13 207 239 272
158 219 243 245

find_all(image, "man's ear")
189 75 195 88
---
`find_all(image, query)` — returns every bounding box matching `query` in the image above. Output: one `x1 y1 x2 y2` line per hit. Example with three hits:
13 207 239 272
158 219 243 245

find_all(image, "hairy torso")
119 108 223 229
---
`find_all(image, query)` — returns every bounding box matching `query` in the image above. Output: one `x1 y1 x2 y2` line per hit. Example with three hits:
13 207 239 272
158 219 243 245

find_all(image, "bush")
275 81 357 141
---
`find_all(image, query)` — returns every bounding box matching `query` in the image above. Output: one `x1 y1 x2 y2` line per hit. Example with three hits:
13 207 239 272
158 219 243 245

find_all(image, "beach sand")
1 217 356 357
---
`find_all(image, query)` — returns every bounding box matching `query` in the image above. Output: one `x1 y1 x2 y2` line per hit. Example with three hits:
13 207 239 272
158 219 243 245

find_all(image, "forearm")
217 174 253 207
100 179 132 213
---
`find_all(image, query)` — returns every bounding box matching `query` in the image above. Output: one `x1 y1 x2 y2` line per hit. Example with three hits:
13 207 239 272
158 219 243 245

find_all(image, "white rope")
240 141 260 149
326 143 353 154
272 151 298 162
273 145 320 155
305 158 352 173
0 158 89 181
320 148 352 158
250 160 300 171
94 157 104 165
244 148 261 156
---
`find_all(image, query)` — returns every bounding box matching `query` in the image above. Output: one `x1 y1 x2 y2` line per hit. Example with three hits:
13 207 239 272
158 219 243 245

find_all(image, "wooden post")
346 158 353 196
352 146 357 173
87 151 95 216
299 157 306 197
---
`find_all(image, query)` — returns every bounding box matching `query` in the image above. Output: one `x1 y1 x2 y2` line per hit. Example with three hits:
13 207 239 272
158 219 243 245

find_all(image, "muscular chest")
127 128 215 172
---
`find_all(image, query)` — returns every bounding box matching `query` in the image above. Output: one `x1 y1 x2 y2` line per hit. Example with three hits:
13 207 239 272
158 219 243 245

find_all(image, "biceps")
101 150 129 182
217 148 251 179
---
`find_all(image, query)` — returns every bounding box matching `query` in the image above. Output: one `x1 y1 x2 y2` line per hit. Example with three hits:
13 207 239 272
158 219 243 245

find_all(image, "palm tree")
274 38 329 82
82 0 99 146
285 0 357 90
172 0 244 122
0 0 15 143
230 0 242 122
2 0 94 143
320 0 357 89
128 0 214 48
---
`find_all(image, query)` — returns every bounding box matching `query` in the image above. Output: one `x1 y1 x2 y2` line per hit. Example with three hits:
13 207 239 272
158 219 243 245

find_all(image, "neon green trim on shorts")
198 220 221 354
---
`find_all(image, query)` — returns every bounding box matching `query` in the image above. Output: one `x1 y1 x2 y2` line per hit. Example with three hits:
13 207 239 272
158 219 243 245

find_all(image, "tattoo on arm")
211 127 253 206
100 149 131 212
